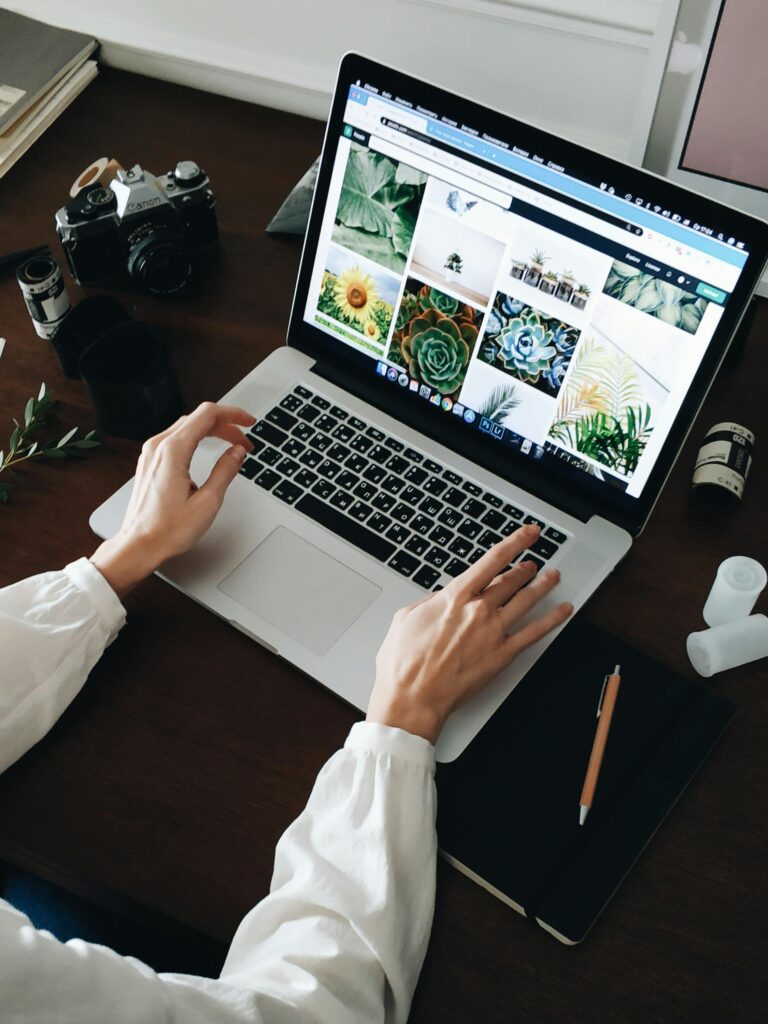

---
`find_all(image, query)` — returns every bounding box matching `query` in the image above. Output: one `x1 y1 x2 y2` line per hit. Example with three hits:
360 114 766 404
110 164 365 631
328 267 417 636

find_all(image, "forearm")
0 558 125 774
221 723 438 1024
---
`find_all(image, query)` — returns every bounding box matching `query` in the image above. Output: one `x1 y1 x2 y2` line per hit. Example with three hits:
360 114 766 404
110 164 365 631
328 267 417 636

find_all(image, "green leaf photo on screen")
602 260 709 334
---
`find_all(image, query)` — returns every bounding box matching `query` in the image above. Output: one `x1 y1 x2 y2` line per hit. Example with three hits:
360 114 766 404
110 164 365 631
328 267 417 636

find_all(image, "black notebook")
436 620 735 944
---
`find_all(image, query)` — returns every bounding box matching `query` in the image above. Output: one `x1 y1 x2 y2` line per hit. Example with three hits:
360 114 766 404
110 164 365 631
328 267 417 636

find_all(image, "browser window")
303 80 750 501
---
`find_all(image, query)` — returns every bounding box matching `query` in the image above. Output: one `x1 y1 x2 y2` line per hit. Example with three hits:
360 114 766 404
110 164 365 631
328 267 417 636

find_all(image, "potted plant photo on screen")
555 269 576 302
510 257 527 280
571 282 591 310
524 248 548 287
444 250 464 281
539 269 558 295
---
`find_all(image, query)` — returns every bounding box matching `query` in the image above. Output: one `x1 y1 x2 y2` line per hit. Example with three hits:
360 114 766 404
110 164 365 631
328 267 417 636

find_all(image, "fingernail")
232 444 246 461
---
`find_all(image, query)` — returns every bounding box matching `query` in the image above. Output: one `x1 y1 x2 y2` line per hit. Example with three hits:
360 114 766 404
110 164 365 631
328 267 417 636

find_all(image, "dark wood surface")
1 68 766 1023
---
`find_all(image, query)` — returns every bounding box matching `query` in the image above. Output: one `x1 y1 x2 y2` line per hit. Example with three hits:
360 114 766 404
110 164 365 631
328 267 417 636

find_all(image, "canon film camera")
55 161 218 296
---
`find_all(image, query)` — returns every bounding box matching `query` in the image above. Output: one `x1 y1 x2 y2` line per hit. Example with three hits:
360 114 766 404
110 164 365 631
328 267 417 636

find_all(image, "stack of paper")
0 10 98 179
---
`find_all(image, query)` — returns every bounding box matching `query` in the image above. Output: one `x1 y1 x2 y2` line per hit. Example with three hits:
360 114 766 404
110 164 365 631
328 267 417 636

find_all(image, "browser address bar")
369 134 511 209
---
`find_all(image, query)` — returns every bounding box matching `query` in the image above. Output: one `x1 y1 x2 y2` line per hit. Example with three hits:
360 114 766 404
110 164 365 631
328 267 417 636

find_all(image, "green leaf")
38 382 46 401
71 438 101 449
9 425 21 453
42 447 68 459
336 147 399 236
394 163 428 186
330 224 405 275
391 206 417 258
57 426 79 448
24 397 35 428
26 441 38 457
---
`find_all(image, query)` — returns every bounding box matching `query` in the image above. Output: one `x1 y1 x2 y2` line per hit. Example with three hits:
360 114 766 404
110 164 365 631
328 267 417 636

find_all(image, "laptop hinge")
311 360 596 525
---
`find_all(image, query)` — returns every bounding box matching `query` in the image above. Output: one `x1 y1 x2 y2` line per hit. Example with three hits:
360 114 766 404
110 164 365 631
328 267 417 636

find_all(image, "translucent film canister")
16 253 71 339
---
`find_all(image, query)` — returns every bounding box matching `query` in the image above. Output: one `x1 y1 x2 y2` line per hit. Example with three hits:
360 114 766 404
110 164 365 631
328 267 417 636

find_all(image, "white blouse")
0 559 437 1023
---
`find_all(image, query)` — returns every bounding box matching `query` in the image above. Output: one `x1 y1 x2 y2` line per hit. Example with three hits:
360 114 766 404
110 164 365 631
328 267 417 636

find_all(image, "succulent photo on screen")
388 278 483 396
331 142 427 276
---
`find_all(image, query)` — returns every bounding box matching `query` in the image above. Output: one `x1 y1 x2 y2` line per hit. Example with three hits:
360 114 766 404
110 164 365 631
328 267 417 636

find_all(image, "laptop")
90 53 768 762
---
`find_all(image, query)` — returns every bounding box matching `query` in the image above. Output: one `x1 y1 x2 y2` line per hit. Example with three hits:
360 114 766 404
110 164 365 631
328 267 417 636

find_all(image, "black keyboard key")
330 405 348 419
295 385 311 398
406 535 429 556
332 423 355 443
299 449 322 468
403 447 423 462
483 491 503 508
336 470 359 491
297 404 321 422
312 479 336 500
478 529 502 549
368 444 390 464
363 463 387 484
385 436 404 451
295 468 318 488
419 496 442 518
388 455 409 475
353 481 376 502
239 458 260 479
350 435 373 453
330 490 354 511
373 492 396 512
500 521 518 537
292 421 314 442
531 537 558 560
443 470 462 485
267 407 298 430
411 514 434 535
524 515 546 529
545 527 568 544
521 553 545 572
392 503 415 524
458 519 482 540
405 465 427 485
282 438 305 459
296 494 395 562
414 565 441 589
348 416 367 431
368 512 392 534
445 557 469 578
260 446 282 466
425 546 450 568
246 435 265 455
309 433 332 452
462 498 485 519
438 507 462 529
273 480 302 505
327 442 351 462
423 459 442 474
311 394 330 409
252 421 288 447
255 468 280 490
280 393 303 412
386 523 409 545
276 456 300 477
467 548 486 564
504 502 524 520
349 500 373 523
464 481 482 497
389 550 420 578
345 453 369 474
317 460 340 479
428 524 452 546
443 487 465 507
449 536 473 558
366 426 385 441
423 476 448 496
481 508 505 530
315 414 339 433
401 485 425 506
382 474 406 494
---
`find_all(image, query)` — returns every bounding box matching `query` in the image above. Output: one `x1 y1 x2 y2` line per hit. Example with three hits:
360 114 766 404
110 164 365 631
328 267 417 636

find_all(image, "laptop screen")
293 54 767 531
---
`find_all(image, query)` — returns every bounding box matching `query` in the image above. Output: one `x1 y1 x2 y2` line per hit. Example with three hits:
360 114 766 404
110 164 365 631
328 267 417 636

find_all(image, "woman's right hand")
366 524 572 744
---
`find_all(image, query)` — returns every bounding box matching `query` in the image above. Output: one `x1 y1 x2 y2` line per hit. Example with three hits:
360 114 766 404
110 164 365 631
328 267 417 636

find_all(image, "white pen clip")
596 675 609 717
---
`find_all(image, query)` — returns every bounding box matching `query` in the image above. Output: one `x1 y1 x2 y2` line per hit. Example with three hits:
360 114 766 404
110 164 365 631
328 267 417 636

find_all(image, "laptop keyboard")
238 384 571 591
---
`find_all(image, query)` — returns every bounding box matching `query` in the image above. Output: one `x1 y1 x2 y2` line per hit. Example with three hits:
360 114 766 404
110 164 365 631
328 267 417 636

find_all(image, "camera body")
55 161 218 296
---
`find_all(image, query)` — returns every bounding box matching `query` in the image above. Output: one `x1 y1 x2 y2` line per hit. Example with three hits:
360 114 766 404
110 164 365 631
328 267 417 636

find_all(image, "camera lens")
126 227 192 296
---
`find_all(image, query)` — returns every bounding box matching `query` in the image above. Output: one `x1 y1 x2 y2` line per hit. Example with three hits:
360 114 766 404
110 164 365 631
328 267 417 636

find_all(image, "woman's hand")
91 402 255 597
367 524 572 744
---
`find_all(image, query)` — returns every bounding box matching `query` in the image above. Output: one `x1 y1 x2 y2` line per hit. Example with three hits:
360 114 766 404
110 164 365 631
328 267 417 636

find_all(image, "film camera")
55 161 217 296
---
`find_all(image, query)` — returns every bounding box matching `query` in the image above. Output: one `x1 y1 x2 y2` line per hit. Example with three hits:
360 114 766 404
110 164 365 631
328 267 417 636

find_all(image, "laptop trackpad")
218 526 381 656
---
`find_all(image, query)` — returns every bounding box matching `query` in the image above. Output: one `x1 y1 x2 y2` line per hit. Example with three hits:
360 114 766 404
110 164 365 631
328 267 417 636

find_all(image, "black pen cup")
50 295 129 378
78 322 185 441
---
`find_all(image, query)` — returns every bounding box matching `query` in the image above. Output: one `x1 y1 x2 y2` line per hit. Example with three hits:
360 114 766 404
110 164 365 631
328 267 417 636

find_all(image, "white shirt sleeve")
0 563 437 1024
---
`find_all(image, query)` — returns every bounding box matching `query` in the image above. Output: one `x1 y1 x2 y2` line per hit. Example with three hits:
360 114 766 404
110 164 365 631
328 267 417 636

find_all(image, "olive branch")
0 383 100 504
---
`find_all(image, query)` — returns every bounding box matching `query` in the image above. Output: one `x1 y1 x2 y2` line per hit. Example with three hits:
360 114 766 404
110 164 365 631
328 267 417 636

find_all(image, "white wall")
5 0 664 159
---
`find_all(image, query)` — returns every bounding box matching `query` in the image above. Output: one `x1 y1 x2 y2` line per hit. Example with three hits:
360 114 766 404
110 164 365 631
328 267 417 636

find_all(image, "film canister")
16 252 71 339
692 422 754 508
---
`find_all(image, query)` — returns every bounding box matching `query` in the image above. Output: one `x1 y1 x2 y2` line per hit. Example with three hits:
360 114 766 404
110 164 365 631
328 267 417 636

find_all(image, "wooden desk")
1 68 767 1023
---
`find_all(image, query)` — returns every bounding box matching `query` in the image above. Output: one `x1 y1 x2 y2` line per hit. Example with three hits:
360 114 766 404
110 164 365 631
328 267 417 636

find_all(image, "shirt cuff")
345 721 436 772
64 557 127 641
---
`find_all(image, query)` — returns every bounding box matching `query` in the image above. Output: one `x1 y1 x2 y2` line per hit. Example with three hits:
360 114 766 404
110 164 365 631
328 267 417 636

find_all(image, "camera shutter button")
174 160 202 185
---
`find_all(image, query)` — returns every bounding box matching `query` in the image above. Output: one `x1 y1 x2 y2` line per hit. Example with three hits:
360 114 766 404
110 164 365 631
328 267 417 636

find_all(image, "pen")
579 665 621 826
